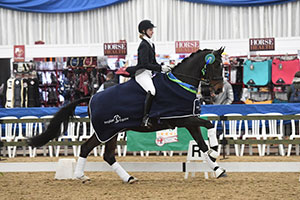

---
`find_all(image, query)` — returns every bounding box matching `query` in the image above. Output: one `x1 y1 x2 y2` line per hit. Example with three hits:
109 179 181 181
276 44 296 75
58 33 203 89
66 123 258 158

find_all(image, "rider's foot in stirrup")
75 175 91 183
142 115 152 128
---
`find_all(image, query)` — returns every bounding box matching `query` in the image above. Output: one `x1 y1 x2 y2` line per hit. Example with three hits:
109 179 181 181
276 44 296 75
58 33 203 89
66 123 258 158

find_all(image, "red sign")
104 42 127 55
249 38 275 51
14 45 25 62
175 41 199 54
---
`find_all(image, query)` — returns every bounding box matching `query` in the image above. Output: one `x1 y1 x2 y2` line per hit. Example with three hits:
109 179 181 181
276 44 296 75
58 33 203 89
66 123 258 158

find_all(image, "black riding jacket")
126 39 162 76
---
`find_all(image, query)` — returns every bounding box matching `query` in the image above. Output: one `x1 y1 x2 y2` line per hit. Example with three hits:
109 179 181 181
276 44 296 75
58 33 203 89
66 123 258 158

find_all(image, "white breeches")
135 69 156 95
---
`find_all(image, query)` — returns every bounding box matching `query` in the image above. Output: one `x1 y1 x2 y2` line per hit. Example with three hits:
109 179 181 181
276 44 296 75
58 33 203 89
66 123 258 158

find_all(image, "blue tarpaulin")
0 106 88 119
1 103 299 132
1 103 300 119
0 0 296 13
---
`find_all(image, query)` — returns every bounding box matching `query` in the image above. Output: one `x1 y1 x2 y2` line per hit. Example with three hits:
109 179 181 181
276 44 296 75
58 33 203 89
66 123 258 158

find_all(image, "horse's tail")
27 97 91 147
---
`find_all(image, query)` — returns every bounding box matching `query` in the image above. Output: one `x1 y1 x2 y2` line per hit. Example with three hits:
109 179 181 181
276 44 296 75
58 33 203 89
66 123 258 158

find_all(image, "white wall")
0 37 299 59
0 0 299 45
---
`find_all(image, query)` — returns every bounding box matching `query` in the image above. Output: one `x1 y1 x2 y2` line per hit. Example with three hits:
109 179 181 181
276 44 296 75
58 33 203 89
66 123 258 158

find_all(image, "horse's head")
172 47 225 95
201 47 225 96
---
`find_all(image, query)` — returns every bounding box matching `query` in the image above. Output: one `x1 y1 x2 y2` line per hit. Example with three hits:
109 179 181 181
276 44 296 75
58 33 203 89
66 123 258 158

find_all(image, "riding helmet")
138 20 155 34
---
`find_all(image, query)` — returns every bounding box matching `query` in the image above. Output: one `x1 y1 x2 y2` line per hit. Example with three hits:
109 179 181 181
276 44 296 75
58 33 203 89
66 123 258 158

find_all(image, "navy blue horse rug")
89 73 200 142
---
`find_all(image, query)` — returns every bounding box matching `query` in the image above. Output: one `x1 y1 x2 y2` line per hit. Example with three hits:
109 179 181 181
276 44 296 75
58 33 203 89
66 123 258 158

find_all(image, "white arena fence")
0 161 300 176
1 114 300 157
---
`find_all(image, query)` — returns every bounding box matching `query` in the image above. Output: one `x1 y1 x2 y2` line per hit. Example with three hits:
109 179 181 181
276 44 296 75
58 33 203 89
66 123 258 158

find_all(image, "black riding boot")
142 91 154 127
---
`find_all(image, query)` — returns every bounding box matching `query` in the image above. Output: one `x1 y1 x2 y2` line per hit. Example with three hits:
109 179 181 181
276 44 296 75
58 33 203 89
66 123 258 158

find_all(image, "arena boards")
0 161 300 173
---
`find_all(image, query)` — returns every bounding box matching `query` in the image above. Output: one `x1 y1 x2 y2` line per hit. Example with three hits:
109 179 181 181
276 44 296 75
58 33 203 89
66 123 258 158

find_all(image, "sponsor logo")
104 42 127 55
249 38 275 51
155 129 178 147
175 41 199 54
14 45 25 62
104 115 129 124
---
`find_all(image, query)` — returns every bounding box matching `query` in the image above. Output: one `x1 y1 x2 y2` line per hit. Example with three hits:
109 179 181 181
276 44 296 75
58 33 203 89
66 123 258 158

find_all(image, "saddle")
116 67 130 77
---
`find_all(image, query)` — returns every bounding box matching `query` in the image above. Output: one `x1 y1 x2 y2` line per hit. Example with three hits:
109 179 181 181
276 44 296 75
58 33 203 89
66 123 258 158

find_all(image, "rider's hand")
169 64 176 69
161 65 171 73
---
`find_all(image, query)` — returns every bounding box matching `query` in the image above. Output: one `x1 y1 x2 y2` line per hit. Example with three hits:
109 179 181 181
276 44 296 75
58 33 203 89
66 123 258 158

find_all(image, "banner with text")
127 127 208 151
104 42 127 55
175 40 199 54
249 38 275 51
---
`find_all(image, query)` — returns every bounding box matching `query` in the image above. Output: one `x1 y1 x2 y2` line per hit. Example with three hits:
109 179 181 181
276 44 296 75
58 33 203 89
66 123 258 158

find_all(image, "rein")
172 71 202 81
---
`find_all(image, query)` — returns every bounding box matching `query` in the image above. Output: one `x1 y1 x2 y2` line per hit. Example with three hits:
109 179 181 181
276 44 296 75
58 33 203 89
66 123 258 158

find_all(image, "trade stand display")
5 61 40 108
225 54 300 104
2 56 119 107
225 57 245 103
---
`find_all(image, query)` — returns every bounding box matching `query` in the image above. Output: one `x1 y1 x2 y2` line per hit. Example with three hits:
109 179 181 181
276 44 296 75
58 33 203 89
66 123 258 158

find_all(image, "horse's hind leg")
103 135 138 184
74 134 101 182
186 126 226 178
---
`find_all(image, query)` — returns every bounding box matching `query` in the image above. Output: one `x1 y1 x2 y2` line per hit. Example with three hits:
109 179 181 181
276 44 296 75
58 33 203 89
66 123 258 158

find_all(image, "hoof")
128 176 139 184
215 167 227 178
75 175 91 183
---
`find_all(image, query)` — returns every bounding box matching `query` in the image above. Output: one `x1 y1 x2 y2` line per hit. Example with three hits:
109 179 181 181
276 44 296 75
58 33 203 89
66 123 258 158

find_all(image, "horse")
28 47 227 183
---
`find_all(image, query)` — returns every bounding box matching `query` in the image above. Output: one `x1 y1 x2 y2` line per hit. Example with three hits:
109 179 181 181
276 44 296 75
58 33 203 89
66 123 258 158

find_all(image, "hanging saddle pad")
243 59 272 86
90 73 200 142
272 58 300 85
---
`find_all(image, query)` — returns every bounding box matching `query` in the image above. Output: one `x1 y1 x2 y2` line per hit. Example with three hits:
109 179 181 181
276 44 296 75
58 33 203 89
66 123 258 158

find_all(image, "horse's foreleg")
186 126 226 178
104 135 138 184
177 117 219 153
74 134 100 182
186 126 209 153
207 127 219 152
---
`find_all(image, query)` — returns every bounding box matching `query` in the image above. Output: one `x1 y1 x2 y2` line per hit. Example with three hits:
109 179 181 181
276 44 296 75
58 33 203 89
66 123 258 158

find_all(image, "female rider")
130 20 171 127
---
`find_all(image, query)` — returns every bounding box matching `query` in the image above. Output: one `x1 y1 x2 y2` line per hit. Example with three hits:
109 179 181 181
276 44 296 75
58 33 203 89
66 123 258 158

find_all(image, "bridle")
172 51 223 83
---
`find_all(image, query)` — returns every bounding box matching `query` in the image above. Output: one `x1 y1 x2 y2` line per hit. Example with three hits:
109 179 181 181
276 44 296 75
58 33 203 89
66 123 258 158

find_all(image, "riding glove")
161 65 172 73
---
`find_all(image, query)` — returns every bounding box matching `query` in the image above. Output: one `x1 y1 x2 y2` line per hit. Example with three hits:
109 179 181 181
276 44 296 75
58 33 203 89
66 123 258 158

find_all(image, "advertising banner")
175 40 199 54
127 127 208 151
14 45 25 62
104 42 127 55
249 38 275 51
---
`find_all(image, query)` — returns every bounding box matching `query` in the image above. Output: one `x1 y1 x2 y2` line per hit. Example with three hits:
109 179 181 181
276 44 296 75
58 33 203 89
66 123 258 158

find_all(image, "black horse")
28 47 227 183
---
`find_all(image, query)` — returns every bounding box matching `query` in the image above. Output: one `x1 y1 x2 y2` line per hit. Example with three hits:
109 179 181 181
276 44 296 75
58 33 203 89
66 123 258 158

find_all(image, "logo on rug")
155 128 178 147
104 115 129 124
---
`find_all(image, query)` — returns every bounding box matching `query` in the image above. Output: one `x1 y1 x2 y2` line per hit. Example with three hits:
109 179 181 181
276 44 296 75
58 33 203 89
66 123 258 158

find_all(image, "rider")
130 20 172 127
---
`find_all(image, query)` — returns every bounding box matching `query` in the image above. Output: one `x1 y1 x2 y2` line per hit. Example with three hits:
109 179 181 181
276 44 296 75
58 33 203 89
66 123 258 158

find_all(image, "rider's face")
146 28 154 38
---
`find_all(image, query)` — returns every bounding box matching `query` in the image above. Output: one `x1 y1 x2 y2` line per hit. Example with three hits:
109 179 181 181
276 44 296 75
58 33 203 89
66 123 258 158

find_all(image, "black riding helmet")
138 20 155 35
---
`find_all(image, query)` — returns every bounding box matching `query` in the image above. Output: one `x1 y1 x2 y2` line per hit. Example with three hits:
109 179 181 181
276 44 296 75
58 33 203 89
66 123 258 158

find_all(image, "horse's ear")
218 46 225 54
218 47 225 54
